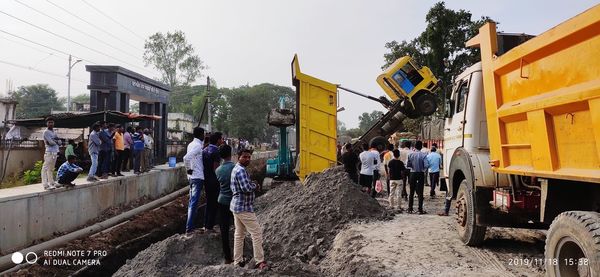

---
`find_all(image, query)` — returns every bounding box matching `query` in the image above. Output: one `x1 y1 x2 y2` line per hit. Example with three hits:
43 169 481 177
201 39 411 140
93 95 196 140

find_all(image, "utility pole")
207 76 212 133
67 54 82 112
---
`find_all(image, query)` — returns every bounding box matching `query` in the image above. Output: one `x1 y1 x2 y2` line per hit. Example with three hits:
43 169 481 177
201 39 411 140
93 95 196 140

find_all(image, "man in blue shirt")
216 144 235 264
56 155 83 187
426 147 442 198
406 140 429 214
203 132 223 232
98 122 115 179
230 149 267 270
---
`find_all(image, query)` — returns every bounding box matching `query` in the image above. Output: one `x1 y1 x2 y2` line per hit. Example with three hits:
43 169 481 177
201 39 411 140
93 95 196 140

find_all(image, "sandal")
255 261 268 270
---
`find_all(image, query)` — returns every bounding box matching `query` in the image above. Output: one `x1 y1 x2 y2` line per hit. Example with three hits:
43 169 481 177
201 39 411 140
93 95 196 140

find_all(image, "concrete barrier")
0 164 187 255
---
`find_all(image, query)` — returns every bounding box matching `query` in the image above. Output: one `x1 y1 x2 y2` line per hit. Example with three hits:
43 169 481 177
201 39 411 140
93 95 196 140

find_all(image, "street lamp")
67 54 82 112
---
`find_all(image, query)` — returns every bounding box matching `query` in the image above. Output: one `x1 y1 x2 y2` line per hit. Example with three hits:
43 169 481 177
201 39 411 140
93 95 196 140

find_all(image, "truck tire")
399 100 420 119
413 91 437 116
456 179 486 246
545 211 600 277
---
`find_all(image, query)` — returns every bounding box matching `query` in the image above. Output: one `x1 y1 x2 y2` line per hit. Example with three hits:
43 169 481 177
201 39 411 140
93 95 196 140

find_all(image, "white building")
167 113 204 140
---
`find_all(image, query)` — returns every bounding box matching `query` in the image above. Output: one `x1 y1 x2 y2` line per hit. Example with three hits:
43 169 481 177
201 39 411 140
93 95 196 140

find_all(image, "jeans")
219 203 233 261
99 150 111 175
58 171 79 185
88 151 98 177
408 172 425 212
112 150 123 175
185 178 204 232
401 169 410 198
444 192 452 214
429 172 440 196
204 178 219 229
41 152 58 187
133 149 143 173
121 148 131 171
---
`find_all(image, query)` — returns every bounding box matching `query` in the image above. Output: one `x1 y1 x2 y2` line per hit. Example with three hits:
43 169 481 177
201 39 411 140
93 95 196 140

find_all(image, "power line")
0 29 92 63
46 0 143 52
14 0 142 61
0 9 154 76
80 0 146 42
0 59 87 83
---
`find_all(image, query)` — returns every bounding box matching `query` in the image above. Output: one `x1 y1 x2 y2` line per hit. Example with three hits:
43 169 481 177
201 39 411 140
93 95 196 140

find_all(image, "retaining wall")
0 165 187 255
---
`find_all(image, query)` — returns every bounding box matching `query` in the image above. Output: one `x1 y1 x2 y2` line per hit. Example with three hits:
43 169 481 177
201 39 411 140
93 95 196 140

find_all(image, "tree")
345 128 363 138
143 31 205 88
358 110 384 133
383 1 493 133
10 84 64 119
71 93 90 103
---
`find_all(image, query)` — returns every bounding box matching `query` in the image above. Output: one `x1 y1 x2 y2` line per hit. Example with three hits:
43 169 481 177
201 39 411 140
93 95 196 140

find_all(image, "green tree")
143 30 205 88
383 1 492 133
71 93 90 103
358 110 384 133
10 84 64 118
345 128 363 138
337 119 347 134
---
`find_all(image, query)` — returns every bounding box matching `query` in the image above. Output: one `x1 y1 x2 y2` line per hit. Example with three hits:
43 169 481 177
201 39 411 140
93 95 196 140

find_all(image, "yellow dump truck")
444 5 600 275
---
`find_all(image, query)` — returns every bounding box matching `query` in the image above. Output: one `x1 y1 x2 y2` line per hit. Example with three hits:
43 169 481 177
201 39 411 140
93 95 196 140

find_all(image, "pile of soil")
114 166 385 276
256 166 385 266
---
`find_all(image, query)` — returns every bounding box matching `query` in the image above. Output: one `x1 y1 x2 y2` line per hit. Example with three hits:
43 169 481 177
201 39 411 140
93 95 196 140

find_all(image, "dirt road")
322 194 546 277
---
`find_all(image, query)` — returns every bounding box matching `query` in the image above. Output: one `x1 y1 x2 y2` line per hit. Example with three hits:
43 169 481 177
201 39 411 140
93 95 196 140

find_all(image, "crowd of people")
341 139 445 215
183 127 268 270
40 116 156 190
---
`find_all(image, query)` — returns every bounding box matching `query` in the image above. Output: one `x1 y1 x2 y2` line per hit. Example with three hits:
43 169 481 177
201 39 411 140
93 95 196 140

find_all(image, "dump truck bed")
469 5 600 183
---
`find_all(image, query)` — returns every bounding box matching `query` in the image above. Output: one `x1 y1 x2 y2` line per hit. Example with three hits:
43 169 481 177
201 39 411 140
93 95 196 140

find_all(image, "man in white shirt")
398 140 412 199
183 127 205 235
359 143 375 195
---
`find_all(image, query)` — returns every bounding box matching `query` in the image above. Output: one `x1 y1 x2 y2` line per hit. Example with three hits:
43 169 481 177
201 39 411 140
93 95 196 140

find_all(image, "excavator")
267 54 441 181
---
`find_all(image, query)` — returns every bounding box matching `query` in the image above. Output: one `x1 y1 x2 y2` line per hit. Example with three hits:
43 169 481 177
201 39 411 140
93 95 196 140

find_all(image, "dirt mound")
115 166 384 276
256 166 385 266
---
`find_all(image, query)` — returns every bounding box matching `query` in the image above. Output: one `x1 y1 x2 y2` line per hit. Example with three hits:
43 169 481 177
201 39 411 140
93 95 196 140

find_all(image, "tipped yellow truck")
444 5 600 275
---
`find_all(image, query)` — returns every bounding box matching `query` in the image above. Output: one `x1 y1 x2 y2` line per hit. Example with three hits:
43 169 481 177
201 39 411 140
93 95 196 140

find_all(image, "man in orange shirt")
112 124 125 177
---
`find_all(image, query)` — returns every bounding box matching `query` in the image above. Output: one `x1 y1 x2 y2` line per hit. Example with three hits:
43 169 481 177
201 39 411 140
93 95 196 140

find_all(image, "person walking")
41 117 60 190
184 127 205 234
341 143 359 184
216 144 235 264
388 149 406 211
383 143 394 196
112 125 125 177
56 155 83 187
122 126 133 172
426 146 442 198
98 123 115 179
132 126 145 175
406 140 429 214
230 148 267 270
399 140 412 200
87 123 101 182
203 132 223 232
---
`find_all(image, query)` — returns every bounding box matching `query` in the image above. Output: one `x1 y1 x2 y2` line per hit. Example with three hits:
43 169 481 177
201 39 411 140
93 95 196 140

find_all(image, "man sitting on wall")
56 155 83 187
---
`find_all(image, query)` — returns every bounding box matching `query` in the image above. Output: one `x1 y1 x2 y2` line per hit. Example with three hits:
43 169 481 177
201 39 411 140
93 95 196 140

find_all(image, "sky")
0 0 598 128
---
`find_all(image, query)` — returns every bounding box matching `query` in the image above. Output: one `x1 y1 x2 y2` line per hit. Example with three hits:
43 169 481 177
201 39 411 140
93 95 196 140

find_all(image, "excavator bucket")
291 54 338 182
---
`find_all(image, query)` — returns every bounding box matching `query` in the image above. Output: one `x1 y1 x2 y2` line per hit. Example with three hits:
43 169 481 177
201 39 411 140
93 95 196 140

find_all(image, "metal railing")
0 139 41 149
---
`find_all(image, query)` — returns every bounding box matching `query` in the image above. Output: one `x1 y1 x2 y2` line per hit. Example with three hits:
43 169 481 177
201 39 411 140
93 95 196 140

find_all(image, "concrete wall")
0 146 44 179
0 165 187 255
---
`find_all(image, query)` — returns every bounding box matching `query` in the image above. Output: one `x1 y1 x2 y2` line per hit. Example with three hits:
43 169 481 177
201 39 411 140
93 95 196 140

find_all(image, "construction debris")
114 166 385 276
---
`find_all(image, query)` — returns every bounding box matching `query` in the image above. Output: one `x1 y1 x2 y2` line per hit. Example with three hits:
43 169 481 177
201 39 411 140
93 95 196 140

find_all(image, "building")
0 98 17 137
167 113 204 140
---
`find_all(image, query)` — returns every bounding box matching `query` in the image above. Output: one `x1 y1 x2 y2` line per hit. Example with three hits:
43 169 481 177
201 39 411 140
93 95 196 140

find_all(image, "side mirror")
444 99 454 118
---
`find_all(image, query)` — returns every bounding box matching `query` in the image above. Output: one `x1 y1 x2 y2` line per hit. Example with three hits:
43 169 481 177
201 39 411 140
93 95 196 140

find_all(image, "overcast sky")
1 0 597 127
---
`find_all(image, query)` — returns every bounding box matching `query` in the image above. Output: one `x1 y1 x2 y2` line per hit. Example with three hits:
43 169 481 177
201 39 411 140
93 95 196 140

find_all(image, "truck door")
443 77 470 178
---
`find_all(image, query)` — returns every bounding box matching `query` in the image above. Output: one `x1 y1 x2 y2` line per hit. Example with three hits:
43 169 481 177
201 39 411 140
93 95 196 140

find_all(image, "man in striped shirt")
56 155 83 187
230 148 267 270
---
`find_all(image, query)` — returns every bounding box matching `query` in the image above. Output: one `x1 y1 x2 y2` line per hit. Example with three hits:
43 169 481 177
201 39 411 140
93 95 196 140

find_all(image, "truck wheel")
400 100 420 119
414 91 437 116
456 179 486 246
545 211 600 277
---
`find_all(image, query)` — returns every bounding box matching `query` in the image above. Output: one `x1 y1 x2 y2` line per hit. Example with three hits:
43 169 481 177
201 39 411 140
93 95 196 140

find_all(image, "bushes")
23 160 43 185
